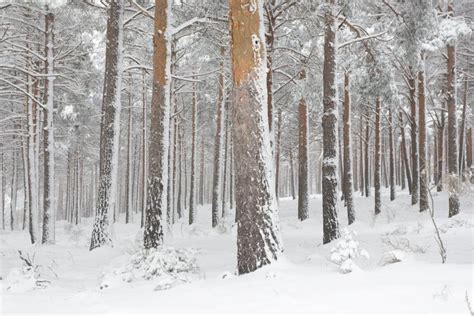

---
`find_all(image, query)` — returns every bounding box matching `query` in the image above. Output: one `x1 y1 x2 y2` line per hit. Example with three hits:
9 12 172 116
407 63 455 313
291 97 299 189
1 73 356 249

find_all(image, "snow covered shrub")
5 251 50 292
379 250 407 266
100 247 199 291
330 228 369 273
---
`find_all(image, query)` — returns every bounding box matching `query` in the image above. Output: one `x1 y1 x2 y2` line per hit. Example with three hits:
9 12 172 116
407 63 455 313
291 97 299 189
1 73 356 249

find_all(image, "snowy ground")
1 188 473 314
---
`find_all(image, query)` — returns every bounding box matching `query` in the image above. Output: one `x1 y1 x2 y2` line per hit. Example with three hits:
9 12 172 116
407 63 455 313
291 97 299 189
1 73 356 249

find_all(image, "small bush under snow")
5 251 50 293
100 247 199 291
379 250 407 266
330 228 369 274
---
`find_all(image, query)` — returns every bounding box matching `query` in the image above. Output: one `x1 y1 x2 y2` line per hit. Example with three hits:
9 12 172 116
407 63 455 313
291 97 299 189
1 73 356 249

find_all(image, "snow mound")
100 247 199 291
5 264 50 293
330 228 369 274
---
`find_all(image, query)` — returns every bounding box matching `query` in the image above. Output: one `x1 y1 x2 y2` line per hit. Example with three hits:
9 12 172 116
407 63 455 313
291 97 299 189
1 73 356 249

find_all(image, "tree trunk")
143 0 172 248
140 72 147 227
418 69 429 212
275 108 282 199
409 71 418 206
298 75 309 221
211 47 225 227
343 72 355 224
374 98 381 215
229 0 282 274
446 2 460 217
189 81 197 225
322 0 340 244
90 0 124 250
458 79 468 176
400 113 412 193
125 88 133 224
42 9 56 244
388 107 395 201
364 110 370 197
289 150 296 200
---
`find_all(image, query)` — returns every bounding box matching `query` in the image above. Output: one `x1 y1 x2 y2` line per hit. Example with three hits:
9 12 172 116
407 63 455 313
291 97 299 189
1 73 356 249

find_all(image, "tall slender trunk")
177 123 183 218
374 98 381 215
275 108 282 199
400 112 412 193
446 1 460 217
140 72 147 228
298 72 309 221
359 114 364 195
388 107 395 201
1 149 4 230
90 0 124 250
211 47 225 227
42 9 55 244
343 72 355 224
189 82 197 225
10 146 18 230
289 150 296 200
322 0 340 243
125 88 133 224
222 101 229 218
364 110 370 197
409 71 418 206
467 127 472 171
418 69 429 212
229 0 282 274
458 80 468 176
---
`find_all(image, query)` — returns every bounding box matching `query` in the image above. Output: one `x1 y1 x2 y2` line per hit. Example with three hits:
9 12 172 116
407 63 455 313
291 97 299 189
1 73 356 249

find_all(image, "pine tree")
229 0 282 274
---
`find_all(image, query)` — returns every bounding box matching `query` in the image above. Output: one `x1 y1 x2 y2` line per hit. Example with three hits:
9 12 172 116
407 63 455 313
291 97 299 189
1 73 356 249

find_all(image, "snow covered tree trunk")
143 0 172 248
188 81 197 225
212 47 225 227
289 150 296 200
10 146 18 231
364 111 370 198
90 0 124 250
418 68 428 212
409 72 418 206
222 101 230 218
42 9 55 244
140 72 147 228
26 75 38 243
458 80 468 176
374 97 381 215
321 0 340 244
467 127 472 171
177 124 183 219
446 2 460 217
342 72 355 224
229 0 282 274
198 136 205 206
125 89 133 224
388 107 395 201
400 112 412 194
298 75 309 221
275 108 282 199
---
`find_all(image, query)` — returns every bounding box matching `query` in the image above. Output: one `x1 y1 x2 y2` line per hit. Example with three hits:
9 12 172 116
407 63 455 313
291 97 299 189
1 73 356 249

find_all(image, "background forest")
0 0 473 314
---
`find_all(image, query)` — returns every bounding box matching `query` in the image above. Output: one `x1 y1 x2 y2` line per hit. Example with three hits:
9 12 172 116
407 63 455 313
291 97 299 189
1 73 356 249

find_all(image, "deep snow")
1 187 472 314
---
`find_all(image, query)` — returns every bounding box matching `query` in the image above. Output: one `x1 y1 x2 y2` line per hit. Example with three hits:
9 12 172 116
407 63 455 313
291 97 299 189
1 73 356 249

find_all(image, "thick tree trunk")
298 80 309 221
322 0 340 244
229 0 282 274
1 149 4 230
409 72 418 206
374 98 381 215
343 72 355 224
418 69 429 212
144 0 171 248
42 10 55 244
90 0 124 250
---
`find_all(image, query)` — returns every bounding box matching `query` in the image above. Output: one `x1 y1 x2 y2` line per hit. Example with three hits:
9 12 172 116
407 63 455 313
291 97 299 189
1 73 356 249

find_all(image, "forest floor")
1 187 473 314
